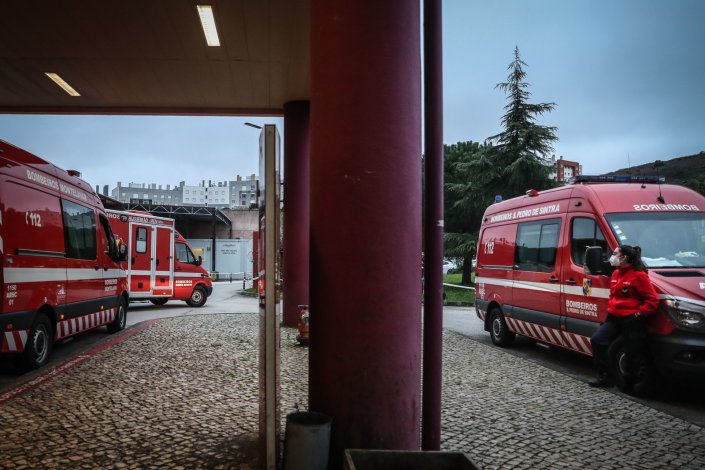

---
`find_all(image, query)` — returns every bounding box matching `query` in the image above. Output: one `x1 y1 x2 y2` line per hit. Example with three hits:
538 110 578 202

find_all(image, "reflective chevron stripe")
505 316 593 356
55 308 117 340
1 330 29 353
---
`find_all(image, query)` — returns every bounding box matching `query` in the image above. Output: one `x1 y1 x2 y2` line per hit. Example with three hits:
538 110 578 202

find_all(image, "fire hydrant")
296 305 309 346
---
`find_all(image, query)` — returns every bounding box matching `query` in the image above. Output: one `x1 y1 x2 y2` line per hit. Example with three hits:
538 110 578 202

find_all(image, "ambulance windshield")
605 212 705 268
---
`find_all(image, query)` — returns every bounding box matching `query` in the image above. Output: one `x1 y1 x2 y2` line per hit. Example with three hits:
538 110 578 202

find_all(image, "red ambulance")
476 175 705 394
106 209 213 307
0 140 129 370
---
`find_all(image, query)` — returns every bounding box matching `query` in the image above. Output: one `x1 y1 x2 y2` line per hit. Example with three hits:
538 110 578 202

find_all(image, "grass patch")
443 273 475 304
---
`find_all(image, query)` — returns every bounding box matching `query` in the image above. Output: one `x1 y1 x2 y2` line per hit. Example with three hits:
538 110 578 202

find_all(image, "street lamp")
244 122 262 129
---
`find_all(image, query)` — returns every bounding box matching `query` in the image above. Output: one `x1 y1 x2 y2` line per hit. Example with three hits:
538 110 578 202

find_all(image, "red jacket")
607 265 659 317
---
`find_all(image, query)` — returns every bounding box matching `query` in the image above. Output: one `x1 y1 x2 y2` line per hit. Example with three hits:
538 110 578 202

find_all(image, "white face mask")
609 254 621 267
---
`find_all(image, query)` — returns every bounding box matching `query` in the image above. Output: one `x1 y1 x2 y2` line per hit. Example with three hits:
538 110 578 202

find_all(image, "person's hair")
618 245 648 272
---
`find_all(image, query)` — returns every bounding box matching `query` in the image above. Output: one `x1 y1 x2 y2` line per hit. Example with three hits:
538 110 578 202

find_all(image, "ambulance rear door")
129 222 153 297
152 226 174 296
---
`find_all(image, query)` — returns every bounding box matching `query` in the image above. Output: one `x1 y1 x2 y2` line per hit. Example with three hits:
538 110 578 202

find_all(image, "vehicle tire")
23 313 53 370
107 298 127 334
150 298 169 306
489 307 515 348
186 286 207 308
608 337 660 397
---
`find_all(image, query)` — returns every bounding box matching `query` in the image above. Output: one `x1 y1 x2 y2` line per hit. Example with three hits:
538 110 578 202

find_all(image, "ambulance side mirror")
196 256 203 266
584 246 612 276
117 241 128 262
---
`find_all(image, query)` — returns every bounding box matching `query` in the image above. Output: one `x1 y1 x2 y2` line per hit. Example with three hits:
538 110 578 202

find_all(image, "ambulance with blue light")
475 175 705 395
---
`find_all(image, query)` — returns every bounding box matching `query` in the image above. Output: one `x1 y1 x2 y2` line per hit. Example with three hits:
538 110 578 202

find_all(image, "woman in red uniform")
589 245 659 388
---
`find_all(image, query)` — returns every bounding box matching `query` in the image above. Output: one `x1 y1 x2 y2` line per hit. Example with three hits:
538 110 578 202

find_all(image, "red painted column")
282 101 311 327
310 0 422 465
422 0 444 451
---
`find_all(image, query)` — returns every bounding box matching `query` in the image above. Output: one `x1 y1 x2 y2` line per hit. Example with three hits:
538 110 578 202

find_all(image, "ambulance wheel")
107 298 127 334
186 286 207 308
23 313 52 370
608 337 660 397
489 308 515 347
150 298 169 306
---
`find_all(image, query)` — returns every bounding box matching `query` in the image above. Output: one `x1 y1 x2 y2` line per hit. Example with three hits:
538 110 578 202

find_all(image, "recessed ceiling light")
196 5 220 47
45 72 80 96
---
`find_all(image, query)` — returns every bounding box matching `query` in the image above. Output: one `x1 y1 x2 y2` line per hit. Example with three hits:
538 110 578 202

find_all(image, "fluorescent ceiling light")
196 5 220 47
45 72 80 96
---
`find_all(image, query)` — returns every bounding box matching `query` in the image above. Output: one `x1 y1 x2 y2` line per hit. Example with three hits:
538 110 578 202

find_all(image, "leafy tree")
486 46 558 198
443 141 493 284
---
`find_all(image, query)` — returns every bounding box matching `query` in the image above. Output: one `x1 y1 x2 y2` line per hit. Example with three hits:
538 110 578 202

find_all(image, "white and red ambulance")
106 209 213 307
476 175 705 395
0 140 129 370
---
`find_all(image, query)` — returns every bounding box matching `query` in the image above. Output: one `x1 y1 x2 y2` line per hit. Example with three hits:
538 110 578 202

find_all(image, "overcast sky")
1 0 703 191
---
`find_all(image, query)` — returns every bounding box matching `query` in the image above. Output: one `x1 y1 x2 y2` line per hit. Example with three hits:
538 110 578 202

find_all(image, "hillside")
604 151 705 193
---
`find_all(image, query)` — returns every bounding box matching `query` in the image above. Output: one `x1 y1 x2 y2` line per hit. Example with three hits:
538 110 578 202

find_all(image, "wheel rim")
118 305 126 328
32 324 49 364
191 290 203 304
492 316 503 338
617 350 646 381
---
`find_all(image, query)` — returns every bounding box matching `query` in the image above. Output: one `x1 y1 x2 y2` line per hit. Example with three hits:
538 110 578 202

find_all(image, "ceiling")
0 0 309 116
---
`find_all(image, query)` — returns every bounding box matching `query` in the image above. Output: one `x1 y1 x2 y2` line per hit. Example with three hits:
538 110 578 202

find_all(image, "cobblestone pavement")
442 331 705 470
1 314 307 469
2 315 704 469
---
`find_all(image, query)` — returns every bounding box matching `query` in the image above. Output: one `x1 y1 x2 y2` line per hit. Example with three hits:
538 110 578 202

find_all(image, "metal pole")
211 208 217 273
422 0 443 451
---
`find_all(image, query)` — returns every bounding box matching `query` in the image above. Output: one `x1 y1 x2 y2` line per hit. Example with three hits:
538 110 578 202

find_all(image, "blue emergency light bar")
569 175 666 184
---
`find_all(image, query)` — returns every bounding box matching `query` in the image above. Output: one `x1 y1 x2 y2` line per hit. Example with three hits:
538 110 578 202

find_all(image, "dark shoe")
588 375 613 388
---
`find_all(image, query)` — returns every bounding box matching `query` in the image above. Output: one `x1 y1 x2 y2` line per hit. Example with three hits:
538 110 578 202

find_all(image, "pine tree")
487 46 558 198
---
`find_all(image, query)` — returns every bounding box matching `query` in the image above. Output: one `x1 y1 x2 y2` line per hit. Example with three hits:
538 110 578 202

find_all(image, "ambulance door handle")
548 276 559 283
94 263 100 270
103 265 109 271
566 278 577 285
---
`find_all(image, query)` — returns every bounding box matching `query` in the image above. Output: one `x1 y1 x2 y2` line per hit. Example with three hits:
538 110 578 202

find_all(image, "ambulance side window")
62 200 97 260
571 218 609 266
98 214 116 258
515 219 560 273
136 227 148 254
175 243 195 263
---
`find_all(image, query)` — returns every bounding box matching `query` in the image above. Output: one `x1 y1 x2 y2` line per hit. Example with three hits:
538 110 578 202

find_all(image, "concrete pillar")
282 101 311 327
309 0 422 465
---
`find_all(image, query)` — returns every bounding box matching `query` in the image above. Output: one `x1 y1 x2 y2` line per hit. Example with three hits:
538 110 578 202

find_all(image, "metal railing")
442 283 475 291
209 271 250 282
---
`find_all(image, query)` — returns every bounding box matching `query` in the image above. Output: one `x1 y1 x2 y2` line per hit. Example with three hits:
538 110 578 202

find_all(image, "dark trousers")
590 314 647 377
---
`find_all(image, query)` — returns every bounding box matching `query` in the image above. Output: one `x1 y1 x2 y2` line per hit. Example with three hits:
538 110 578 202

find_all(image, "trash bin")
343 449 480 470
283 411 332 470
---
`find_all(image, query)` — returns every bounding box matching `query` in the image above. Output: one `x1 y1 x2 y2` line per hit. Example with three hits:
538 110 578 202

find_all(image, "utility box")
343 450 480 470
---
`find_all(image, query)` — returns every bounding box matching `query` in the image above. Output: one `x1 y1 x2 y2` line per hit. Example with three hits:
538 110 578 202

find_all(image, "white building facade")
111 174 259 208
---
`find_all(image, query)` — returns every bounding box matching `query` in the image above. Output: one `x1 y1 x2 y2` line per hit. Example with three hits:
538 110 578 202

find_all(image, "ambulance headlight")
662 299 705 332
